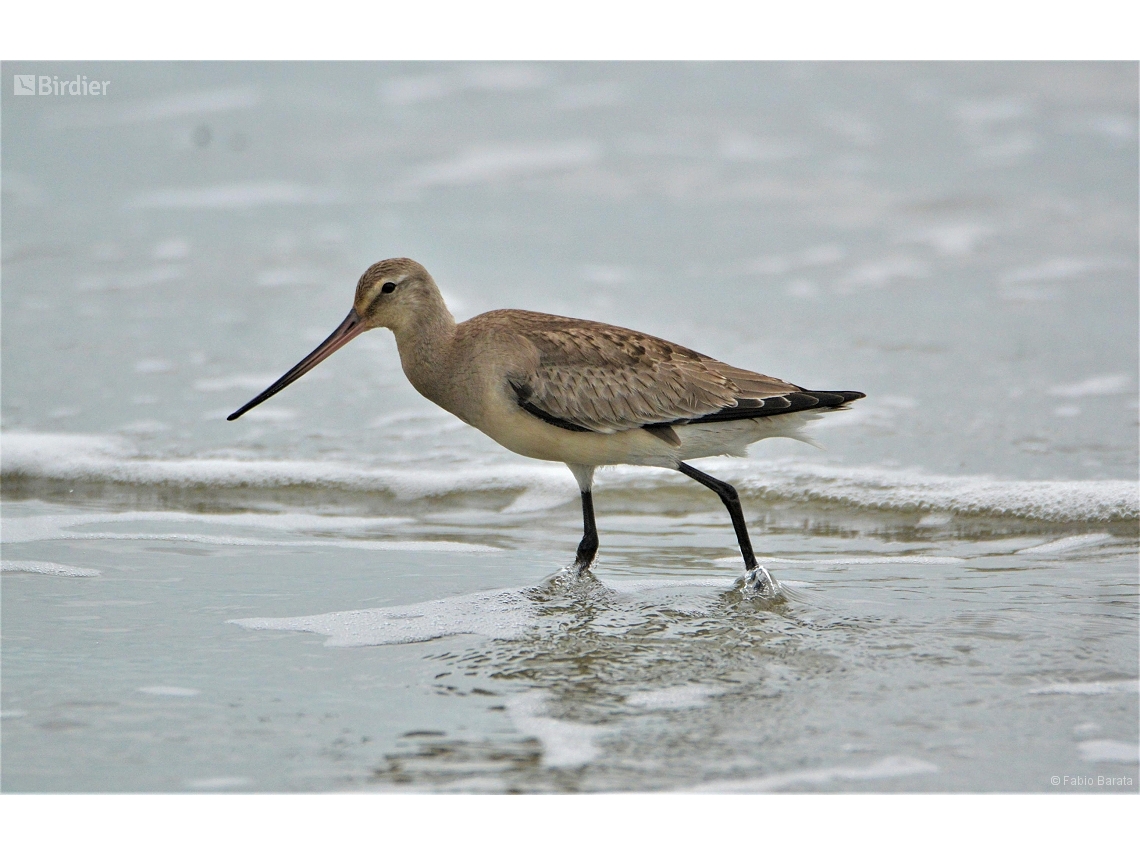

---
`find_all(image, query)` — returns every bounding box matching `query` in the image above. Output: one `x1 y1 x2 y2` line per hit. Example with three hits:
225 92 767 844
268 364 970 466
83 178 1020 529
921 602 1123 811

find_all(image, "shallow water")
2 61 1137 792
2 498 1136 792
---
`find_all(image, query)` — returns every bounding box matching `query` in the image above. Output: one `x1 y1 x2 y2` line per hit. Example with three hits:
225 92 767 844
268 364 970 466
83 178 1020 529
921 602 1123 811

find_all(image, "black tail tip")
806 390 866 408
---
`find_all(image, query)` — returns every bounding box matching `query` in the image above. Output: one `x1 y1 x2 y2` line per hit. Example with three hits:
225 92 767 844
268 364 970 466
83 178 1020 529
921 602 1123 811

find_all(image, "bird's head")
352 257 441 335
227 257 444 421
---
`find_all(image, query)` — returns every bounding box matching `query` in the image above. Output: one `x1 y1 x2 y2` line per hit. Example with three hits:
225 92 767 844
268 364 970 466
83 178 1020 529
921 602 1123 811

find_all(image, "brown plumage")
228 258 866 596
493 310 802 433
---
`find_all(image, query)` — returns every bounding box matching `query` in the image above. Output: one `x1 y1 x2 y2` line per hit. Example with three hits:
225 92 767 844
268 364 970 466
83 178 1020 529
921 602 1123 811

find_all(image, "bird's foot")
543 556 597 583
742 563 780 599
537 559 602 598
566 557 597 580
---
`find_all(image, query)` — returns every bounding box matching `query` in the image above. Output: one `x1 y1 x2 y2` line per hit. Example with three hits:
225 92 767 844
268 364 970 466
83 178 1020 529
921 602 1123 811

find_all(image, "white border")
1 1 1138 59
1 793 1138 853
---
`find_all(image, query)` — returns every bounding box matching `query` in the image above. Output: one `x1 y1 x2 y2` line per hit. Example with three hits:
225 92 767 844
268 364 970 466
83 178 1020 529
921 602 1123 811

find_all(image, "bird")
228 258 864 596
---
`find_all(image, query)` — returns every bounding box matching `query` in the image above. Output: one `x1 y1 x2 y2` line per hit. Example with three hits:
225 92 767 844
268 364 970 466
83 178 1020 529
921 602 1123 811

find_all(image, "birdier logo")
13 74 109 96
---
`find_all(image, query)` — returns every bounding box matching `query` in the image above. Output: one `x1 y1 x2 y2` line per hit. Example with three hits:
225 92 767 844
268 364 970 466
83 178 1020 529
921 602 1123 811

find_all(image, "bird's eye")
381 281 397 294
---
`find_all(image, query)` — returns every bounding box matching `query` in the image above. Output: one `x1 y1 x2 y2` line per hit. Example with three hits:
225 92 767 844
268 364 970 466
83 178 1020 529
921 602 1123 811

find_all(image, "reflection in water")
343 569 867 791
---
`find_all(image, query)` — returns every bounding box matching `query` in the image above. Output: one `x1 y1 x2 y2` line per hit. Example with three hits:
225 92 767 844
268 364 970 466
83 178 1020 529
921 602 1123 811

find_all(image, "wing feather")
499 312 808 433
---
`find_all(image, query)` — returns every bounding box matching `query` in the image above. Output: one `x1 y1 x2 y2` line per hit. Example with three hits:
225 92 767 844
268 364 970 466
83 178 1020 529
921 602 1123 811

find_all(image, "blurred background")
3 62 1136 484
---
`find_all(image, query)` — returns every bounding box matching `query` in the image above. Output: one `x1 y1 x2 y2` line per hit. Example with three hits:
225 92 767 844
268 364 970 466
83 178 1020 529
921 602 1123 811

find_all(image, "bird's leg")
677 462 776 595
564 464 599 575
573 490 599 573
677 462 757 567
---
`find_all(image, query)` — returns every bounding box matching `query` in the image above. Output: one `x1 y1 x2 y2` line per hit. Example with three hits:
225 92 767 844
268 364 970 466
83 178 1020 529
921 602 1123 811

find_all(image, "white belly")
674 410 824 460
473 397 824 469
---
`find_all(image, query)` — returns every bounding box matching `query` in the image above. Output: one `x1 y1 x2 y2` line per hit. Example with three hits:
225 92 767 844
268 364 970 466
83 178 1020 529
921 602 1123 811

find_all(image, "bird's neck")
391 294 458 407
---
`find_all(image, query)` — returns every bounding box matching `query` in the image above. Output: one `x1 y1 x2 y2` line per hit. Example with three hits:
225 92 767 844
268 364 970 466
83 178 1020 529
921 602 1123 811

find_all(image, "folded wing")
500 311 862 434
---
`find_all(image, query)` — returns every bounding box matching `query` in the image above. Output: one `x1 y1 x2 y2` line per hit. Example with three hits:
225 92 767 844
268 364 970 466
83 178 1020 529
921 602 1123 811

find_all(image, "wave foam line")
1 432 572 499
697 459 1137 523
714 555 965 567
1028 680 1138 696
1 511 416 544
1 560 101 577
3 432 1136 522
230 588 536 646
688 756 939 792
51 532 499 553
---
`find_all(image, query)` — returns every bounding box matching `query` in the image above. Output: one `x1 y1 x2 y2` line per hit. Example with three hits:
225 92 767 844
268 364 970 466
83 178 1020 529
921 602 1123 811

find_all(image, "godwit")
229 258 864 595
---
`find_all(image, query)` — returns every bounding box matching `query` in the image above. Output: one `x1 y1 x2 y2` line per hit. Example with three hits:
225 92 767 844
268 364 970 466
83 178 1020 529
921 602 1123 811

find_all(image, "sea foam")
3 431 1136 522
1 560 101 577
229 588 536 646
688 755 939 792
625 684 724 710
228 573 746 649
505 691 608 768
1077 740 1139 764
0 509 416 543
0 510 496 553
1029 680 1138 696
1015 533 1115 554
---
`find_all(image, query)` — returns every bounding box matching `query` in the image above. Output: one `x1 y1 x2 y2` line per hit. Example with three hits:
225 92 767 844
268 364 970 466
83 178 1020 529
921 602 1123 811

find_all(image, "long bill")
227 308 366 421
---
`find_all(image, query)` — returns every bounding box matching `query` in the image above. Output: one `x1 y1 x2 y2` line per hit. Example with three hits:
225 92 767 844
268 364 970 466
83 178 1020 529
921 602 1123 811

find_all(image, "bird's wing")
503 314 806 433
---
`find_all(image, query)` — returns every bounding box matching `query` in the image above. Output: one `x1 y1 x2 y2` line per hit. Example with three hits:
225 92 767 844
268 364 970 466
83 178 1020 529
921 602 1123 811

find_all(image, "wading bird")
229 258 863 596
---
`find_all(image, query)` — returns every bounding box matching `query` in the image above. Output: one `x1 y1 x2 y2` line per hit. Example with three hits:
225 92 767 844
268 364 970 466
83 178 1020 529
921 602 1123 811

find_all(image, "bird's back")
458 309 863 435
